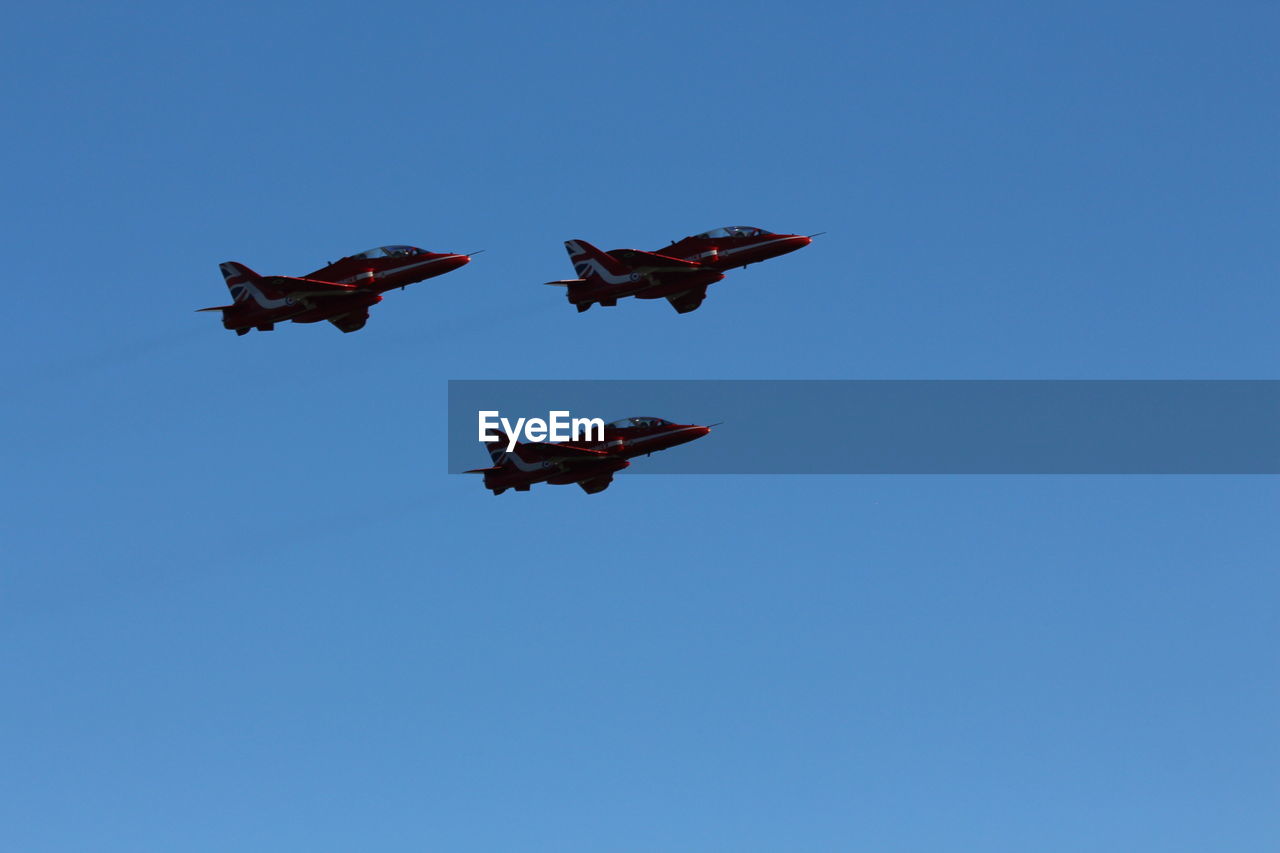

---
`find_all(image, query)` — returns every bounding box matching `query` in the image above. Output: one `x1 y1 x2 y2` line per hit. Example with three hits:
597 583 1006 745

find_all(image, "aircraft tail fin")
483 433 516 467
564 240 636 285
219 261 265 302
561 240 639 311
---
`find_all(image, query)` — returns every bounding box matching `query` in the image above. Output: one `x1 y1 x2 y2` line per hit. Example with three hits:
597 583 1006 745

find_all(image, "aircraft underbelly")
634 272 721 299
289 293 380 324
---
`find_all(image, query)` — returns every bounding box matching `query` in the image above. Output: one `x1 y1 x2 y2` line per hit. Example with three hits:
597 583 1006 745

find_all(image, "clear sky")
2 2 1277 851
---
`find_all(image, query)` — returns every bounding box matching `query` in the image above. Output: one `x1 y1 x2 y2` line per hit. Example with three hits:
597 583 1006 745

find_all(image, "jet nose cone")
766 235 811 258
692 425 712 439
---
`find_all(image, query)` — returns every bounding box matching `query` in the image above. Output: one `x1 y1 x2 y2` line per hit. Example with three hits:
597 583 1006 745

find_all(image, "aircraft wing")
327 307 369 333
666 286 708 314
577 472 616 494
262 276 360 296
518 442 615 464
608 249 708 272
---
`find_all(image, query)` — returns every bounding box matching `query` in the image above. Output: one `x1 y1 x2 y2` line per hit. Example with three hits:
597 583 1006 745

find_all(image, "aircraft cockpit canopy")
608 417 674 429
352 245 424 259
694 226 769 239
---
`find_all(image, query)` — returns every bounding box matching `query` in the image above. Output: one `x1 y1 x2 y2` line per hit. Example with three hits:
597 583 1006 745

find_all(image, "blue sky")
2 2 1277 851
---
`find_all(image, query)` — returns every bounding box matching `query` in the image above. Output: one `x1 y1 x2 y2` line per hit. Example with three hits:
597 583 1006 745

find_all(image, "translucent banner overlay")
448 381 1280 474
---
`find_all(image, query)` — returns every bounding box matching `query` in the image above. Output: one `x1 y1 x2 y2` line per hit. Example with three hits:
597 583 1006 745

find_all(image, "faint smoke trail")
6 326 205 395
379 293 561 351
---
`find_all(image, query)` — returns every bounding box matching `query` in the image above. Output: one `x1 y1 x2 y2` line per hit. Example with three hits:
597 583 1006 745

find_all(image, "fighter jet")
199 245 474 335
468 417 713 495
546 226 814 314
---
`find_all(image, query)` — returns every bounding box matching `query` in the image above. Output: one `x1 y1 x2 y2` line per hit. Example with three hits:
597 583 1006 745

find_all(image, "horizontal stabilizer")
544 279 585 286
196 305 234 312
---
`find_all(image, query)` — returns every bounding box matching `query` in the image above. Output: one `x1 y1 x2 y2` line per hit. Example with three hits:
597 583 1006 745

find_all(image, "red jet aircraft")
546 225 814 314
199 245 474 334
468 417 713 495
